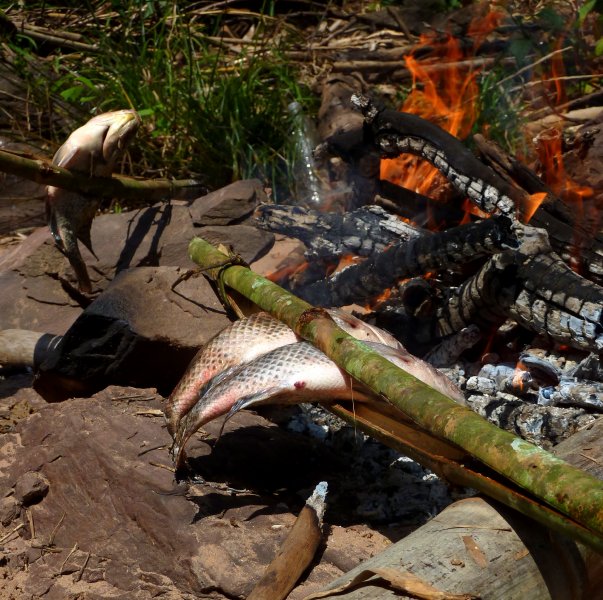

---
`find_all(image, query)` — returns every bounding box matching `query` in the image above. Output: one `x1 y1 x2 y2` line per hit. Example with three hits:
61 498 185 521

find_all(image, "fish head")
363 341 466 404
327 308 406 351
52 109 141 176
96 109 141 168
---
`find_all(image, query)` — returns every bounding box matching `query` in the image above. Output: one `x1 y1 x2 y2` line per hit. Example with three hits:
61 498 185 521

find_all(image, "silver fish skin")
225 341 466 422
171 341 373 465
165 312 300 435
362 341 466 405
46 110 140 292
171 338 467 466
328 308 405 351
164 309 402 435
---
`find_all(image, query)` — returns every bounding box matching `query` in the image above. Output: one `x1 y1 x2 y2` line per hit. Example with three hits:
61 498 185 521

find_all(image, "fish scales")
164 312 299 434
165 308 405 435
171 341 370 464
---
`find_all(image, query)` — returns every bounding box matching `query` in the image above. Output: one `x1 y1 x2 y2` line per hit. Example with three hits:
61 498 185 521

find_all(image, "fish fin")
197 365 244 399
214 387 281 443
52 143 81 169
227 386 285 418
46 204 64 249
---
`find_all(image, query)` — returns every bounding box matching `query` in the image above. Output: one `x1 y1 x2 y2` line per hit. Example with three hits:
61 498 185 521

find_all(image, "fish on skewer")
46 109 141 292
165 311 300 435
170 333 466 468
225 341 466 420
170 340 378 466
164 308 405 436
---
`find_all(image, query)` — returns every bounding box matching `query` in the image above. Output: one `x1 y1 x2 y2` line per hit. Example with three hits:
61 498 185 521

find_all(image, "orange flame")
381 10 505 213
524 192 547 223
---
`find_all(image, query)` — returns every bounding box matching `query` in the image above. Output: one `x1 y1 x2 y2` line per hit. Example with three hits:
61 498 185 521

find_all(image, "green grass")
3 2 317 195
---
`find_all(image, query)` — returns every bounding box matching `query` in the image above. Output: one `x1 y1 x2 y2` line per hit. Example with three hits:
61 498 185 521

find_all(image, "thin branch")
0 148 203 201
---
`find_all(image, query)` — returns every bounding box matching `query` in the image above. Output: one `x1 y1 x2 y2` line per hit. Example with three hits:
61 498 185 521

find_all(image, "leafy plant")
2 1 317 195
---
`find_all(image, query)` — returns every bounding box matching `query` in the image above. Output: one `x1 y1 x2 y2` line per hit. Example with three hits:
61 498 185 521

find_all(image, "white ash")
284 403 461 524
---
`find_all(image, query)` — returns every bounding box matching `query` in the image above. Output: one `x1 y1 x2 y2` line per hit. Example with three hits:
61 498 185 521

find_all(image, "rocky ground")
0 180 456 599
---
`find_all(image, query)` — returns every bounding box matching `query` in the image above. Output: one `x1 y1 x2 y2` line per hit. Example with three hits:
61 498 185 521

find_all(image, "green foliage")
5 1 316 193
473 66 526 153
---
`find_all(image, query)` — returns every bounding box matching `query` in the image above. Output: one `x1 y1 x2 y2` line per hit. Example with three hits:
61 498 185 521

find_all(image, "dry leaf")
302 567 480 600
462 535 488 568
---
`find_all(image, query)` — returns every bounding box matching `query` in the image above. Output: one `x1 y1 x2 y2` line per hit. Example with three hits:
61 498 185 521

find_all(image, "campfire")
1 2 603 599
256 8 603 452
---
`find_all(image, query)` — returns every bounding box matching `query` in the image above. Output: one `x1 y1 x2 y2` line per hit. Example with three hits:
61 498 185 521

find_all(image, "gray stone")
189 179 266 226
0 198 272 335
198 224 274 264
0 495 20 525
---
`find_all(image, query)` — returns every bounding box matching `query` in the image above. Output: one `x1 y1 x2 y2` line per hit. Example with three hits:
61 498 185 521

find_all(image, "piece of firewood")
256 204 419 261
0 329 61 367
297 215 518 307
304 417 603 599
247 481 327 600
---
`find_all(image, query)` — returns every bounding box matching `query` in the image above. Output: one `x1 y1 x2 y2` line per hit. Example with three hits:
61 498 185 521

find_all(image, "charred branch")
438 241 603 353
255 204 420 261
539 379 603 412
297 215 519 307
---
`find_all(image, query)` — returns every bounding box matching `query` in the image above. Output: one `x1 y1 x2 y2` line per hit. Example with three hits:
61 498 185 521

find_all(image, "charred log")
350 93 520 215
539 379 603 412
438 240 603 353
297 215 519 307
348 95 603 281
465 393 595 448
255 204 419 261
474 133 603 281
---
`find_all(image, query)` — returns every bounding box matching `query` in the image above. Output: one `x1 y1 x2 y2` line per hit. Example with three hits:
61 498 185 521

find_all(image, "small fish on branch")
46 110 141 292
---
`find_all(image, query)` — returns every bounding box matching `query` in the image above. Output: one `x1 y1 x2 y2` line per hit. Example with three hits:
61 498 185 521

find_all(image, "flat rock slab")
0 180 274 335
0 384 391 599
34 266 232 401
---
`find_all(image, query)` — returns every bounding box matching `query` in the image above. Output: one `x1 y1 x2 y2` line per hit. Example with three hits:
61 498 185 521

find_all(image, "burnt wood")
255 204 420 260
474 133 603 282
438 249 603 353
297 215 518 307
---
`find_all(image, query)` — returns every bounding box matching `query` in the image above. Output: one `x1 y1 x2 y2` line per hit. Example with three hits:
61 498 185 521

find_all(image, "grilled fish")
164 308 404 435
46 109 141 292
170 334 465 468
171 340 376 465
165 311 300 435
223 341 464 423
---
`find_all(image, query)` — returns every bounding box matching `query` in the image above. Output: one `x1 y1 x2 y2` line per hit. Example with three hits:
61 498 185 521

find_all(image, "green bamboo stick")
188 236 603 551
0 148 202 201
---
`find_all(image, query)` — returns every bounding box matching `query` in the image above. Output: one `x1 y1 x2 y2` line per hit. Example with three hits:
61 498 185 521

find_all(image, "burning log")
437 244 603 353
256 204 419 261
473 133 603 282
350 94 603 281
297 214 518 307
259 204 603 353
188 235 603 552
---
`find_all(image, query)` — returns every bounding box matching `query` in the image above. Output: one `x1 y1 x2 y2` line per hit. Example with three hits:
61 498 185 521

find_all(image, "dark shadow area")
182 416 453 533
115 202 173 274
0 370 34 400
